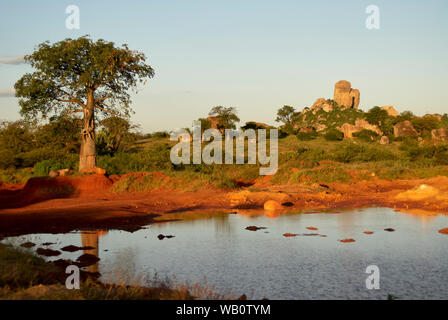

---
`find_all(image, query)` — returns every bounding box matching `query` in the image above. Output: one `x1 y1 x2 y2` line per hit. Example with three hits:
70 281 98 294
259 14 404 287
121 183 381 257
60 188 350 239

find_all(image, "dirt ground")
1 173 448 236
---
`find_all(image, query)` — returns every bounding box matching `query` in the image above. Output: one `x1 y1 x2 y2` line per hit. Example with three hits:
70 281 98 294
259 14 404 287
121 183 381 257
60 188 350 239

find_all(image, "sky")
0 0 447 132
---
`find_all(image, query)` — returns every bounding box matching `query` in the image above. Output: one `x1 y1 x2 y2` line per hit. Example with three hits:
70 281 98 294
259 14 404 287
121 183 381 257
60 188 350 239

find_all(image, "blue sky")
0 0 447 132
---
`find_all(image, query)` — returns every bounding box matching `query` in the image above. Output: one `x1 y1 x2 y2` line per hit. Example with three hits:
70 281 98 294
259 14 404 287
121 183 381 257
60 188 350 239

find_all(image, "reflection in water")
81 230 107 273
3 207 448 299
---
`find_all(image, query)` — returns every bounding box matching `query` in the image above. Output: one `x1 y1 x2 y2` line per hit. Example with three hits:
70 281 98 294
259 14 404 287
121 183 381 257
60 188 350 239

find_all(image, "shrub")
365 107 388 126
324 129 344 141
352 129 379 142
332 144 397 163
33 160 66 176
297 131 318 141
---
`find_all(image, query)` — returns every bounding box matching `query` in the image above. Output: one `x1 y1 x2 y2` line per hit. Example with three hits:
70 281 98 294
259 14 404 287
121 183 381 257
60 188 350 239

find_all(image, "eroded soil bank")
1 173 448 236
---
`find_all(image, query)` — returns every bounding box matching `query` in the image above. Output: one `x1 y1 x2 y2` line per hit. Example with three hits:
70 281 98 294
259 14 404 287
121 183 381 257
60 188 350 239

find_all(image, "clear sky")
0 0 447 132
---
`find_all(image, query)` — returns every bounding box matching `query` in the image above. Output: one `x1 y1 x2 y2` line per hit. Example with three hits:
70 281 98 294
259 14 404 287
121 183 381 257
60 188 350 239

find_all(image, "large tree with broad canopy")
14 36 154 172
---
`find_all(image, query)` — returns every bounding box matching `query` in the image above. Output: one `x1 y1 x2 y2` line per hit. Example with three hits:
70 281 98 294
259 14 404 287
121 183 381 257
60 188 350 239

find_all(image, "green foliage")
324 128 344 141
197 118 212 132
15 36 154 121
276 105 296 124
208 106 240 131
365 106 388 126
333 143 397 163
352 129 379 142
96 117 137 155
410 116 440 137
296 131 318 141
33 160 66 176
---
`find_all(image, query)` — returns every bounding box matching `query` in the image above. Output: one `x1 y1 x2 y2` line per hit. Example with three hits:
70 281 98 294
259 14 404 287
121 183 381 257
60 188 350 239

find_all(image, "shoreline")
1 174 448 237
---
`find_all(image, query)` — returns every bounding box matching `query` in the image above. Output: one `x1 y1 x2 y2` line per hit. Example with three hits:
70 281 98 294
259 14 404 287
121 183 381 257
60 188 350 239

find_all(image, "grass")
2 135 448 190
0 243 233 300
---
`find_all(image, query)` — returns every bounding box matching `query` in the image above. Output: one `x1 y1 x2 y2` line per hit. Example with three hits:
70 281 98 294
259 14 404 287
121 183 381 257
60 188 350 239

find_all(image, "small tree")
276 105 295 125
15 36 154 172
208 106 240 132
97 116 136 155
365 106 388 126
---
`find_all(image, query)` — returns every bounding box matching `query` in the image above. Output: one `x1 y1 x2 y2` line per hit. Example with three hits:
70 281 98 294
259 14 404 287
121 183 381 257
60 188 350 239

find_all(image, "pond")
2 207 448 299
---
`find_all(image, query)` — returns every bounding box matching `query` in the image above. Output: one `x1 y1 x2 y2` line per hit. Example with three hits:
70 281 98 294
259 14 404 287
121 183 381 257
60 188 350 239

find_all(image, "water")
2 207 448 299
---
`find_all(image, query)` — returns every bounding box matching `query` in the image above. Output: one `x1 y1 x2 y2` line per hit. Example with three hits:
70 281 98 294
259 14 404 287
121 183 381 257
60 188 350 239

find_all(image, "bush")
33 160 66 176
332 144 397 163
365 107 388 126
352 129 379 142
296 131 318 141
324 129 344 141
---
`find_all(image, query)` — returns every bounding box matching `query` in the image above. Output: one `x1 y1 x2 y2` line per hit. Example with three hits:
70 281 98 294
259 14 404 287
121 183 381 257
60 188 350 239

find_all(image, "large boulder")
431 128 448 142
333 80 360 109
381 106 399 117
379 136 389 145
310 98 334 113
338 119 382 138
394 121 418 137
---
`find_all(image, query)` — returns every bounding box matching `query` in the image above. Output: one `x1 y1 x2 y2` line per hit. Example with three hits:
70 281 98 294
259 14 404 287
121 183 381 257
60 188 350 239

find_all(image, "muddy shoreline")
1 174 448 237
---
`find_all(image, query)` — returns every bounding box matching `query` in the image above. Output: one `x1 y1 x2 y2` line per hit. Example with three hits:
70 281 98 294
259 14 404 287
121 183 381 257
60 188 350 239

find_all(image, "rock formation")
333 80 360 109
338 119 382 138
310 98 334 113
394 121 418 137
431 128 448 142
381 106 399 117
379 136 389 145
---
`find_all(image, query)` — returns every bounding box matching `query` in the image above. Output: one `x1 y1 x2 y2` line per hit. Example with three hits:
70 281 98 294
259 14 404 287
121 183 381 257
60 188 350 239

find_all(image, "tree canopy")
14 36 154 172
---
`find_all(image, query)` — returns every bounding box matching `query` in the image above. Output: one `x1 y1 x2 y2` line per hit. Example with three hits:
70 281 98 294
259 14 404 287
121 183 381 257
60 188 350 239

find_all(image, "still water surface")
3 207 448 299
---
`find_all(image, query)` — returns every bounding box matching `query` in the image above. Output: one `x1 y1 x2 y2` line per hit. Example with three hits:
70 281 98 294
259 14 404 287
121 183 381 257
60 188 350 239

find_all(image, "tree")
276 105 295 125
14 36 154 172
365 106 388 126
97 116 136 155
208 106 240 133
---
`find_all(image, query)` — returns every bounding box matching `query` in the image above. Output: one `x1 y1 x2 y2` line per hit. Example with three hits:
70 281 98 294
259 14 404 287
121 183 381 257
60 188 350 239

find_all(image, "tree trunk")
79 91 96 172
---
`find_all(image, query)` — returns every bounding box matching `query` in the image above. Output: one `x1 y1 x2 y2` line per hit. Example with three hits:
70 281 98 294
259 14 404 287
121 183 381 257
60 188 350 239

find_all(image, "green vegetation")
0 243 230 300
14 36 154 172
324 128 344 141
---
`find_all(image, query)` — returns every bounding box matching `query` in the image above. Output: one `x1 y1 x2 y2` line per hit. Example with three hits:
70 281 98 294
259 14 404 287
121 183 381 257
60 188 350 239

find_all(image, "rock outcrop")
333 80 360 109
394 121 418 137
379 136 389 145
310 98 334 113
431 128 448 142
381 106 399 117
338 119 382 138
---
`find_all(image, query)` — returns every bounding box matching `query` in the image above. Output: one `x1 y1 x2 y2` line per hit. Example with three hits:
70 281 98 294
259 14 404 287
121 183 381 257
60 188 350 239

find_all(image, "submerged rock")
283 233 297 237
157 234 175 240
245 226 267 231
20 241 36 248
36 248 61 257
61 245 95 252
339 239 356 243
76 253 100 267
